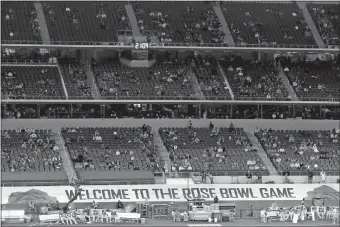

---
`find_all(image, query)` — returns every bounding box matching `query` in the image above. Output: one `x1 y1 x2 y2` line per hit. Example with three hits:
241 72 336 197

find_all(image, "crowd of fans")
2 104 339 120
60 62 93 99
222 58 290 100
133 2 225 44
2 2 42 41
222 2 315 45
62 125 162 171
42 2 131 42
1 129 63 172
1 66 64 99
160 122 267 173
281 56 340 101
307 4 340 45
255 127 340 174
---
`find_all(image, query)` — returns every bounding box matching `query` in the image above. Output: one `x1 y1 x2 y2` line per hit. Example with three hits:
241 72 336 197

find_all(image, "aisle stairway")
218 61 234 99
297 2 325 47
245 131 278 176
125 4 142 37
152 129 176 182
53 131 78 183
275 62 299 101
34 2 51 44
212 3 236 46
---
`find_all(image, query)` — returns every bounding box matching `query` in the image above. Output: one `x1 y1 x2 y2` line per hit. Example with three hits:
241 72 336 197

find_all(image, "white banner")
2 184 339 204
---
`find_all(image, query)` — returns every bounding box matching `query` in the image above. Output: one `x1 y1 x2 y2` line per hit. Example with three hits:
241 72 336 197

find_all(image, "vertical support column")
293 105 296 118
70 104 73 118
230 104 233 118
260 105 264 119
3 104 7 115
149 104 153 111
37 104 41 118
100 105 106 119
198 105 202 119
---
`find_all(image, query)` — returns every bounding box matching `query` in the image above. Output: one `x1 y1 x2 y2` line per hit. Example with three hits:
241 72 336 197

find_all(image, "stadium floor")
2 218 337 227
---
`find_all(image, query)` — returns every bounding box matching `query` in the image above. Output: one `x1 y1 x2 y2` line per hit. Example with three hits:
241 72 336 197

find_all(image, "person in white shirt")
260 208 267 223
320 170 326 183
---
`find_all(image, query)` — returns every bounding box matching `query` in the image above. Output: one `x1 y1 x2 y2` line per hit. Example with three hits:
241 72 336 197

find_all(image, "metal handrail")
1 95 339 102
154 170 340 178
1 179 157 187
2 40 339 49
1 59 56 65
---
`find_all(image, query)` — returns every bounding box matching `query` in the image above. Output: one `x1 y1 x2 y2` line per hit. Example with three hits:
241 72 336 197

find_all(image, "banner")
2 184 339 204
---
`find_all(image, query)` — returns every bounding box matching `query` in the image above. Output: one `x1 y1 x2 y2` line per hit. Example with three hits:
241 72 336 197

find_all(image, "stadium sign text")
2 184 339 204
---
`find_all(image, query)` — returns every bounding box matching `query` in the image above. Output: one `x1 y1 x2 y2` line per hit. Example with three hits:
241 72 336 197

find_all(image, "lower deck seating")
159 126 268 175
61 126 162 171
1 129 63 172
255 128 340 174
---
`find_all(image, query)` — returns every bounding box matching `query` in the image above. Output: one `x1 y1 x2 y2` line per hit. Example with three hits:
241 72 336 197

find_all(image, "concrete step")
53 131 78 183
124 5 141 37
34 2 51 44
275 62 299 101
297 2 325 47
218 61 234 100
245 131 278 176
213 3 235 46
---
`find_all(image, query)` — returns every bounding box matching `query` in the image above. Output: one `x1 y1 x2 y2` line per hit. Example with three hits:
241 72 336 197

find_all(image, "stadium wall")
2 119 338 131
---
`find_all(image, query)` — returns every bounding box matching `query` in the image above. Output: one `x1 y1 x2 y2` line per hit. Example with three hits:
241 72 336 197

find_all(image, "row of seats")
2 127 339 176
255 129 339 173
1 129 63 172
221 2 316 45
43 2 130 42
1 2 42 41
281 58 340 101
93 63 198 100
1 66 65 99
61 126 161 171
133 2 224 44
4 2 337 45
159 126 268 174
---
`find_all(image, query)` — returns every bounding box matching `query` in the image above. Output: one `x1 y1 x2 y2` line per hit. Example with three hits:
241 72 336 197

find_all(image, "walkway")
218 62 234 99
275 62 299 101
297 2 325 47
125 4 142 37
34 2 51 44
212 3 236 46
53 130 78 183
245 131 278 176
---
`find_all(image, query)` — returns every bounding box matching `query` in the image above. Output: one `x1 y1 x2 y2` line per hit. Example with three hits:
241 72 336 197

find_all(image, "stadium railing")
2 99 339 105
2 40 339 52
1 59 56 65
2 40 339 49
1 179 156 187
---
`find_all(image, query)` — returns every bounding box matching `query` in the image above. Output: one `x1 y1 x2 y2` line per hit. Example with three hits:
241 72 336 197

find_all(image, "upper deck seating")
43 2 131 42
1 2 42 42
221 2 316 45
133 2 225 44
307 4 340 45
